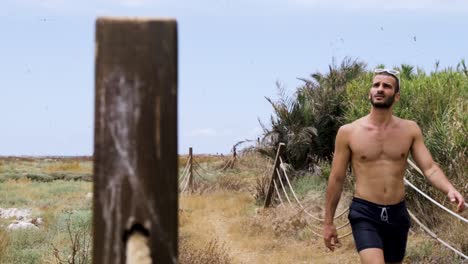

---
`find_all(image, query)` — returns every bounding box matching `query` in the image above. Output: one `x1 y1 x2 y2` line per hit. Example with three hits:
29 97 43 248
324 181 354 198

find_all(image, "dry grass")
0 158 92 263
180 152 466 263
404 212 468 263
0 229 8 262
179 237 232 264
179 191 360 264
44 160 85 173
1 154 464 263
0 158 92 183
179 154 226 169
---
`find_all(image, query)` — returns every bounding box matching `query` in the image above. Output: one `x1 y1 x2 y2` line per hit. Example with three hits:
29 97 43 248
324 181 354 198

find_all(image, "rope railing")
408 210 467 260
179 171 189 190
180 156 191 177
221 156 236 171
272 158 351 233
404 176 467 224
276 168 293 205
193 167 211 183
179 173 189 190
193 159 214 175
304 225 353 240
405 160 467 224
279 158 324 221
179 159 190 177
181 170 191 193
303 218 350 232
273 179 285 207
405 159 468 222
180 144 354 243
178 156 192 190
178 167 190 190
404 159 467 259
180 150 221 193
337 230 353 239
278 157 350 222
179 169 189 185
305 224 325 238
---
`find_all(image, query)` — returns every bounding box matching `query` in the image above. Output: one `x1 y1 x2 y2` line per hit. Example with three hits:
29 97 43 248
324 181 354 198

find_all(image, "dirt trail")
180 191 360 264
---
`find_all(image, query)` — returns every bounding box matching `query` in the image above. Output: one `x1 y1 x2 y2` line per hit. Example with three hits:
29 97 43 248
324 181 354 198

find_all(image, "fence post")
188 147 193 192
230 146 237 169
93 17 178 264
264 143 285 208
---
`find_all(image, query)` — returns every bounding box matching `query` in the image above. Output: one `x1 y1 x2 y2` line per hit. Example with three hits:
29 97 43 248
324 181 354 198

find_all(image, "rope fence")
257 145 353 240
406 160 467 224
263 146 467 253
405 159 467 260
179 144 467 259
179 147 238 193
408 210 467 260
273 179 285 207
279 157 350 222
404 175 468 224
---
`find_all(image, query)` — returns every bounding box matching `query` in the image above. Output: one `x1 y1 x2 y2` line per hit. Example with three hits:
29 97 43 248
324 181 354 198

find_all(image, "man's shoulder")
338 123 353 134
394 117 419 130
340 117 366 131
337 120 360 138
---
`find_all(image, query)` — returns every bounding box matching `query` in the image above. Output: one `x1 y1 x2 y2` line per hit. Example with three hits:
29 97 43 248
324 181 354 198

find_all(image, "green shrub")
291 172 327 199
51 210 92 264
1 229 47 264
63 173 92 182
26 173 54 182
258 57 366 169
0 173 21 182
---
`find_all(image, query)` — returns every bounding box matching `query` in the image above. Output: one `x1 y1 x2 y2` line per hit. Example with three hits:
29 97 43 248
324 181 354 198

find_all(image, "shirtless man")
323 69 465 263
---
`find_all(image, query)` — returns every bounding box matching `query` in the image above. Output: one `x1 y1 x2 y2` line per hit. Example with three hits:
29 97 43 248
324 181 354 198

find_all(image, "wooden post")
188 147 193 191
230 146 237 169
264 143 285 208
94 17 178 264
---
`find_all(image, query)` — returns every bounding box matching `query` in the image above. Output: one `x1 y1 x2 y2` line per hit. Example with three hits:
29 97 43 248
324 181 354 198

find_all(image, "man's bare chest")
349 128 413 161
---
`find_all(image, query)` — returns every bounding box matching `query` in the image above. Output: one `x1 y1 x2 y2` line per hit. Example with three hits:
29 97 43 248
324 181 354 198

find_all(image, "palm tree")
258 57 366 169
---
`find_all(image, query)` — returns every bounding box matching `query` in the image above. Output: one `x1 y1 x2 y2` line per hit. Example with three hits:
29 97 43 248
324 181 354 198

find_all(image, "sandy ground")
180 191 361 264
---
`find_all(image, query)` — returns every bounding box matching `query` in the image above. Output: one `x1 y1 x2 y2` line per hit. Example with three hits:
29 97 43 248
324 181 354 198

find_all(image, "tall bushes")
258 58 366 169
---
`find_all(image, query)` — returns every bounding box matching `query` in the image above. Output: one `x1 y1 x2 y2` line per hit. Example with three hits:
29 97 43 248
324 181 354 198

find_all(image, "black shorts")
348 197 411 262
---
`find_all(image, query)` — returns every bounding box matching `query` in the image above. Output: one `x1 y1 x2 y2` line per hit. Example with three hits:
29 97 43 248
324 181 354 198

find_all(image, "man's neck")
368 107 394 127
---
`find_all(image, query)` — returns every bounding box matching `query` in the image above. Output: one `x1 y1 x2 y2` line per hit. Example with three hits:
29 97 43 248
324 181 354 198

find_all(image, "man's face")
369 75 400 109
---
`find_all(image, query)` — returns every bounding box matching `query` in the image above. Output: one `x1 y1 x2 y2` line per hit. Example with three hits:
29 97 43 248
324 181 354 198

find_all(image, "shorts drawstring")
380 207 388 222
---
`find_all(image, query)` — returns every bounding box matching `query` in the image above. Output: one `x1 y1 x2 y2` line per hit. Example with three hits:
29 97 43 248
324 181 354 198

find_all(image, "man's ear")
394 92 401 102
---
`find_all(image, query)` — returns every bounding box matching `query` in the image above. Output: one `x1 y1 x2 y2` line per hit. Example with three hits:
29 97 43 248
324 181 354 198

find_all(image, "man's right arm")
323 125 351 251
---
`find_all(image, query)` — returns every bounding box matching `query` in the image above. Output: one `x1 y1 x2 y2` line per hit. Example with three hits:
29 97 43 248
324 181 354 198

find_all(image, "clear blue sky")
1 0 467 155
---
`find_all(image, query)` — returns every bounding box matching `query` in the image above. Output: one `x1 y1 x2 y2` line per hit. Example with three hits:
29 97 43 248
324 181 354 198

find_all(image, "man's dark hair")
375 72 400 93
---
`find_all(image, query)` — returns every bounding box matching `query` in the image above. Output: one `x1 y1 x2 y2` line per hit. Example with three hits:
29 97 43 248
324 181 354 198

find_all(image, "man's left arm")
409 121 465 212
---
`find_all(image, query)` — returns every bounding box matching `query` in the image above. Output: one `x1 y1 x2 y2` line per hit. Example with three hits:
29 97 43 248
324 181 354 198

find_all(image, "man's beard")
370 93 395 109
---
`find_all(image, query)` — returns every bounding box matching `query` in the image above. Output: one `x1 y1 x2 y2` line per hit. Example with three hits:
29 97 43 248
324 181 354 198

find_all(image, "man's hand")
447 189 465 213
323 223 340 251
